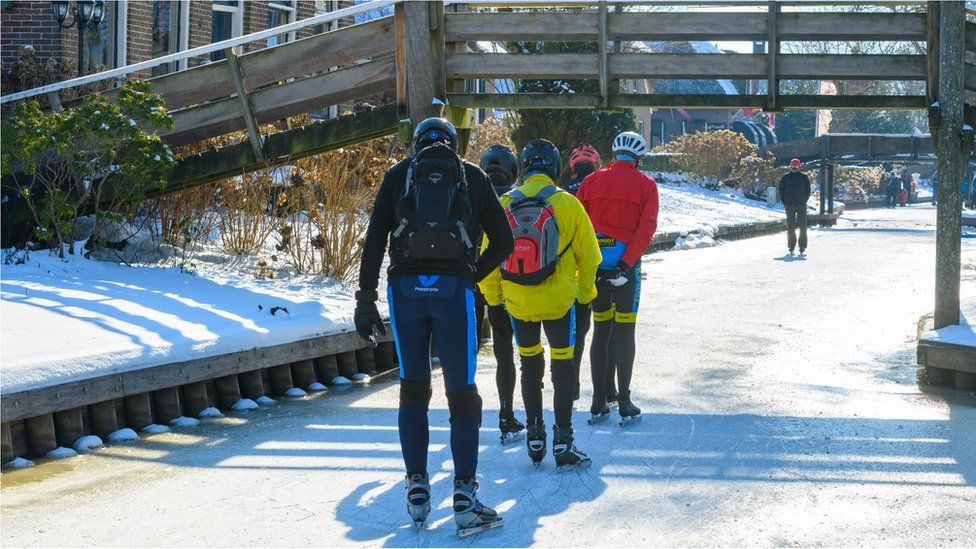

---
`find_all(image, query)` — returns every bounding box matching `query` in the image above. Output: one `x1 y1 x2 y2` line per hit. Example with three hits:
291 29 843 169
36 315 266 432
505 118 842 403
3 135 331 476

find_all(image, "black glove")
354 290 386 347
606 261 632 287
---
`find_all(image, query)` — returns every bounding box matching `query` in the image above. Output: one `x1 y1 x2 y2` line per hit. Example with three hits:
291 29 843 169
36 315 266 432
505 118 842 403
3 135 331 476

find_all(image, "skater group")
355 117 658 536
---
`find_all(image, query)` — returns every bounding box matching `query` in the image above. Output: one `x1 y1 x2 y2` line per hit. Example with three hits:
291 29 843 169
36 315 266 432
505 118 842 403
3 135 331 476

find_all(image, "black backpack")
393 143 474 261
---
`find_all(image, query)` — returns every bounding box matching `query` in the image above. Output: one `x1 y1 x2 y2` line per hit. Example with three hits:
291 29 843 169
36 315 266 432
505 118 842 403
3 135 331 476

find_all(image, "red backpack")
501 185 567 285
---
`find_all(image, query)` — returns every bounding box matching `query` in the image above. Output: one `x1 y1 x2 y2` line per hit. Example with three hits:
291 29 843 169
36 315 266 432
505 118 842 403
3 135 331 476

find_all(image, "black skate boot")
552 425 592 472
499 413 526 446
453 478 504 538
605 386 619 409
588 397 611 425
526 418 547 467
618 390 642 427
405 472 431 529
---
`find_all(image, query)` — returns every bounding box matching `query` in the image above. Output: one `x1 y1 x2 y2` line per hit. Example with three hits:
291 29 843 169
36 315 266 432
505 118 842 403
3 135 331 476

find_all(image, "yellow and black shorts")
591 262 642 324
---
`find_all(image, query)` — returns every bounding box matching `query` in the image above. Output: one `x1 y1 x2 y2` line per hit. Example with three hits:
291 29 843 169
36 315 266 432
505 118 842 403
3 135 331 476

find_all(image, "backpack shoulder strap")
507 188 526 202
535 184 561 201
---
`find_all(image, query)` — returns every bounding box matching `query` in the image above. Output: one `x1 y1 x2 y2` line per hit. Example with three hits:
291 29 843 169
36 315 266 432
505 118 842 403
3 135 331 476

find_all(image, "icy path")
2 205 975 547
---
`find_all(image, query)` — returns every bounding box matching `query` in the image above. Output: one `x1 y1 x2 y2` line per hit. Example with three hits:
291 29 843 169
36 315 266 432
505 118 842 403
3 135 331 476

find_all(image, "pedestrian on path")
885 169 901 209
577 131 659 427
478 138 601 471
778 158 811 254
355 118 513 536
478 144 526 446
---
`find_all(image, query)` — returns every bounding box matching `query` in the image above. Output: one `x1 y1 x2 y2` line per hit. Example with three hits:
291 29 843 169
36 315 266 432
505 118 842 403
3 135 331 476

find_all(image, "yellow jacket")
479 174 601 322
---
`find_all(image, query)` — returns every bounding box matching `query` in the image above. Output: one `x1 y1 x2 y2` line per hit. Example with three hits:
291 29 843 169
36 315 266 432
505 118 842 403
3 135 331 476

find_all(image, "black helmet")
520 138 561 180
413 117 458 152
480 144 518 182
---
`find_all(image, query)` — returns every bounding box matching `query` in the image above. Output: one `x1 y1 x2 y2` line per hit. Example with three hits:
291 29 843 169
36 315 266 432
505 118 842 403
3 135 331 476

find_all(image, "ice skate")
618 393 642 427
553 426 592 472
588 398 611 425
499 414 526 446
526 418 546 467
405 472 430 529
453 478 504 538
605 386 619 409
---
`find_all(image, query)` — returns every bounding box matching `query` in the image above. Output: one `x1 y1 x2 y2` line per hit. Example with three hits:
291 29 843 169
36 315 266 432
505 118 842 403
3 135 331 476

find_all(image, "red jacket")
576 161 659 267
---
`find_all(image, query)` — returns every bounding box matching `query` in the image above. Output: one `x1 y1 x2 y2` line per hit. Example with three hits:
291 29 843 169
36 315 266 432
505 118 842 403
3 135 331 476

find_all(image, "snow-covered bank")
0 249 363 395
922 299 976 348
1 183 784 395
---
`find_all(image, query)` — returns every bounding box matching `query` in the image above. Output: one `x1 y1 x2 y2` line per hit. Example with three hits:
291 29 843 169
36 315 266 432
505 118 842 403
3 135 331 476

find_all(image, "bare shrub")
277 136 400 281
217 169 275 255
464 116 516 164
833 165 885 200
729 151 787 199
661 130 757 186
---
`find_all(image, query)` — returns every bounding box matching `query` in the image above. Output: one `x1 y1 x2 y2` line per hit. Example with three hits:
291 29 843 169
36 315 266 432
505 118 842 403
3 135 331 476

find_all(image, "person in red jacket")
576 131 659 426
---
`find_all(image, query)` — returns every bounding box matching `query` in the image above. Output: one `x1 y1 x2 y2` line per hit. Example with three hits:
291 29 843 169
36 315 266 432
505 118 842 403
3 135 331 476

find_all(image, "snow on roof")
638 41 739 96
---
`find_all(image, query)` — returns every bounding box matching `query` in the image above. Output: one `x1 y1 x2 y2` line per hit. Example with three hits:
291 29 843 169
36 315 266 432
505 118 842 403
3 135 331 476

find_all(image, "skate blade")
531 460 543 469
587 414 610 426
619 415 642 427
457 518 505 538
411 519 427 531
556 460 592 472
500 431 526 446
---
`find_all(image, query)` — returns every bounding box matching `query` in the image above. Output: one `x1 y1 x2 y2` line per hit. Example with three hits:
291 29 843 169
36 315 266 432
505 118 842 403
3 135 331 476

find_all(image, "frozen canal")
2 205 975 547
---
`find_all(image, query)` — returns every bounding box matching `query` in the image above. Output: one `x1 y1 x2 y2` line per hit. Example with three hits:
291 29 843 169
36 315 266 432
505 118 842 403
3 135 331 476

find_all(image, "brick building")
1 1 353 90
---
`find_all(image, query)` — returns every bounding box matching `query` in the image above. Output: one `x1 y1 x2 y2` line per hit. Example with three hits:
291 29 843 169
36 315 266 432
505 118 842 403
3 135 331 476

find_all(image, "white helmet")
611 131 647 162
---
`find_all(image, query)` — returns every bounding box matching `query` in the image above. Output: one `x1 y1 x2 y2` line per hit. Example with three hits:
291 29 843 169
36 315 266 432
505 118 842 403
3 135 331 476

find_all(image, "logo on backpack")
393 143 474 261
501 185 567 285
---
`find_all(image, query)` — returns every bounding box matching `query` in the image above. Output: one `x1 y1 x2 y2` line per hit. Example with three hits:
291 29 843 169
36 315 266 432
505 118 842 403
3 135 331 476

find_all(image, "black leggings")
589 263 640 404
511 308 577 429
487 304 517 417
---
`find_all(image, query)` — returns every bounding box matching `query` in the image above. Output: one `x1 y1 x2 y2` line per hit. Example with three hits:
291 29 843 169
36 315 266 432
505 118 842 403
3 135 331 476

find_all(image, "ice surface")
107 428 139 443
169 416 200 428
44 446 78 459
351 373 370 382
231 398 259 411
197 407 224 418
72 435 104 452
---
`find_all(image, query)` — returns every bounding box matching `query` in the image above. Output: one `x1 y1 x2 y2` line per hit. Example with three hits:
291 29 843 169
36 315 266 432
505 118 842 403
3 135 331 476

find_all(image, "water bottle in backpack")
393 143 474 261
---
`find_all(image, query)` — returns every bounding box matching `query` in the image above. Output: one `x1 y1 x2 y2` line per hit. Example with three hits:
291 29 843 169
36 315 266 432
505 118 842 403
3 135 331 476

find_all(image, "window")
638 120 644 137
211 0 243 61
267 1 296 47
86 1 124 72
151 0 187 76
315 0 339 33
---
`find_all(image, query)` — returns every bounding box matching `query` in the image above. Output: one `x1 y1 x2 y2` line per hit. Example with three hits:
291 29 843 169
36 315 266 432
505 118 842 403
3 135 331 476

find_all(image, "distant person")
778 158 811 255
885 170 901 209
901 168 915 206
931 172 938 206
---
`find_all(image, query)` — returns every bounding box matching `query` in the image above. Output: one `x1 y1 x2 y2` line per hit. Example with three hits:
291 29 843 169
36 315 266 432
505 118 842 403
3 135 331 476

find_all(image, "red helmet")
570 144 602 174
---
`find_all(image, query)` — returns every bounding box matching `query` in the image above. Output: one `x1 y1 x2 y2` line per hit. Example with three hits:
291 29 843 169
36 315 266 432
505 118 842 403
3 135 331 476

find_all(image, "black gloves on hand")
354 290 386 347
598 261 632 287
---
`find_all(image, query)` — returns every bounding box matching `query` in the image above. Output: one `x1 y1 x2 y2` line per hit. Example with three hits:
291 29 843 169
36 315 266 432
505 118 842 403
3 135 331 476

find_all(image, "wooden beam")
445 11 598 41
927 1 941 107
403 0 438 138
767 1 779 111
966 63 976 92
598 1 609 109
447 93 928 110
225 47 266 163
163 58 395 145
447 53 926 81
394 2 408 121
966 21 976 52
934 1 966 329
775 12 926 41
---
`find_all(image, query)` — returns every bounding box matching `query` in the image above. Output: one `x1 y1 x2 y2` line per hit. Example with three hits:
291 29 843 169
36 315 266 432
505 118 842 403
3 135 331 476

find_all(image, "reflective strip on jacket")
478 173 601 322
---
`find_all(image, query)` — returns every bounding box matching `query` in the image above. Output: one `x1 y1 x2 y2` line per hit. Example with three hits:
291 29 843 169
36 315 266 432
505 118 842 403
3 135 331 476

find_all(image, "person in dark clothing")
885 171 901 209
355 118 514 535
778 158 811 254
563 144 618 405
477 144 525 444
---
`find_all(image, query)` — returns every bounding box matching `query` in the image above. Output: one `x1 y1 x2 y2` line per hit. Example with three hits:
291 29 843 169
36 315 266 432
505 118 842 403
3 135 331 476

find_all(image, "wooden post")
25 414 57 456
54 408 86 448
268 364 296 396
180 382 210 417
767 1 779 111
401 0 437 144
88 401 118 439
926 1 941 107
214 375 243 409
153 388 182 423
375 341 397 372
290 359 318 389
46 91 63 112
356 347 378 375
225 46 266 163
827 163 835 214
9 421 29 458
314 355 341 383
445 2 472 155
124 394 154 431
394 2 409 124
430 0 446 103
1 423 13 464
934 1 965 329
598 1 609 109
337 351 359 379
237 370 266 400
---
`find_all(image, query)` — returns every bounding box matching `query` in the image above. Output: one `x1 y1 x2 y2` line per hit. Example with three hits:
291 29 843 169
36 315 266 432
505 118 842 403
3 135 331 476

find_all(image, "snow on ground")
922 299 975 347
2 205 974 547
1 183 784 397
